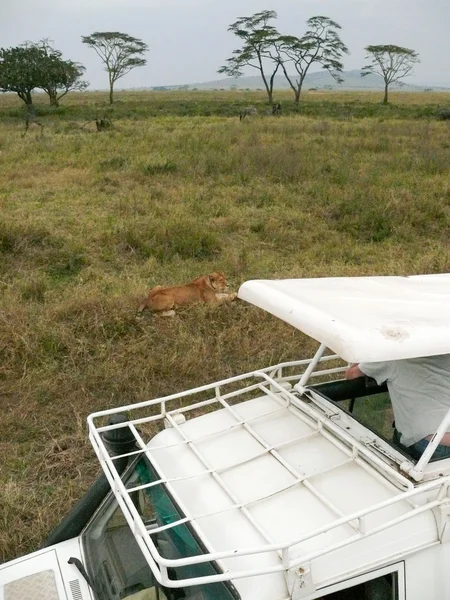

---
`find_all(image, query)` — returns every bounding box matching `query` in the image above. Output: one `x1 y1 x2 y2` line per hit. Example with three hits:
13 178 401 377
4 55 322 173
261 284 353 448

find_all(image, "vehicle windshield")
310 377 399 449
83 457 238 600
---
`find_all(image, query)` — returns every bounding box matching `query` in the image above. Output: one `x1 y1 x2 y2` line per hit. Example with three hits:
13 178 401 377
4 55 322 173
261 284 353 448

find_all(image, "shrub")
155 224 220 260
140 160 177 175
0 221 58 255
98 156 127 171
20 278 48 302
45 250 86 280
0 224 16 254
115 220 221 262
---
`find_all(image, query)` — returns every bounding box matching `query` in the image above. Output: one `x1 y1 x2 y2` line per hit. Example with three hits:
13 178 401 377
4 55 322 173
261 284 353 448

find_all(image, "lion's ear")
209 274 216 284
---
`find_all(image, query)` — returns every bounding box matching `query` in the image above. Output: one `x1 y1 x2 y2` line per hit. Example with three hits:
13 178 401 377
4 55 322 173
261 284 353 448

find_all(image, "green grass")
2 88 450 121
1 89 450 562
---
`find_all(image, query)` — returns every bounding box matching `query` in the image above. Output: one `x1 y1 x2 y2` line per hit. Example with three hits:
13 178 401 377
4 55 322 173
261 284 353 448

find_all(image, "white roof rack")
88 358 448 597
238 274 450 363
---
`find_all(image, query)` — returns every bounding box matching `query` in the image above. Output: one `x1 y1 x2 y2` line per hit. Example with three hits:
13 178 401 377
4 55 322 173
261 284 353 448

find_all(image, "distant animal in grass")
239 106 258 120
272 103 282 116
138 272 238 316
437 109 450 121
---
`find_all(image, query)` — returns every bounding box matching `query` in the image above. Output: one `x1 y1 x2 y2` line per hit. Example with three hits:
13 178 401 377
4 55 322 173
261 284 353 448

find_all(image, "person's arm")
345 364 365 380
358 361 392 386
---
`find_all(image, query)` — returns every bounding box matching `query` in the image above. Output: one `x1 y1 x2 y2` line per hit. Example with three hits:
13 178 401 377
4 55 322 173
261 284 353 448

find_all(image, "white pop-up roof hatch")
238 273 450 363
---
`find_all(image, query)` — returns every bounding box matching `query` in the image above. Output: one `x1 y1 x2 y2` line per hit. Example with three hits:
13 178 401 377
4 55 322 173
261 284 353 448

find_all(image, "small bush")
156 225 220 260
46 251 86 281
250 221 265 234
0 225 16 254
98 156 127 171
21 278 48 302
39 334 68 361
115 220 221 261
140 160 177 175
0 222 58 255
325 193 394 243
117 229 153 259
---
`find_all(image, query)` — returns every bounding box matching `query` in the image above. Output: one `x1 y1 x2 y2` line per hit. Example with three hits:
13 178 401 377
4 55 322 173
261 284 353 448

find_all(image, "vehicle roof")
238 274 450 363
147 393 438 598
88 365 448 598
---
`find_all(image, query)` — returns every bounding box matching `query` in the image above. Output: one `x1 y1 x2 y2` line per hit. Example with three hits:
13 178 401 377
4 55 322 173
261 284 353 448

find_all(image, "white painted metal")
4 570 60 600
296 344 327 389
0 538 92 600
238 274 450 362
87 358 450 598
404 405 450 481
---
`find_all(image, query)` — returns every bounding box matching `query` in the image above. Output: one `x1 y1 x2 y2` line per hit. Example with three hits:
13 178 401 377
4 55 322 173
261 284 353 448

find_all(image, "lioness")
138 271 237 316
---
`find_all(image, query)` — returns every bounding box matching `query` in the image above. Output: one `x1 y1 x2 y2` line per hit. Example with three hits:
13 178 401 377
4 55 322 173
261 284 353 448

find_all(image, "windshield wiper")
68 557 101 597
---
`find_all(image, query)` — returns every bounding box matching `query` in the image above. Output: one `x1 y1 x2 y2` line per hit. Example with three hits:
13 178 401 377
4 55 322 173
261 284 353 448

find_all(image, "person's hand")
345 364 364 380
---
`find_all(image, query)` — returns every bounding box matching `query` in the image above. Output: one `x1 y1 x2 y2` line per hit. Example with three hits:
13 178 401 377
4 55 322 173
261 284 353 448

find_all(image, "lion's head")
208 271 228 293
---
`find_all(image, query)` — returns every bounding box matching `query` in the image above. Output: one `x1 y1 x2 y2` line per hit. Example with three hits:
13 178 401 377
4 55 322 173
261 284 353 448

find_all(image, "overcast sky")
1 0 449 89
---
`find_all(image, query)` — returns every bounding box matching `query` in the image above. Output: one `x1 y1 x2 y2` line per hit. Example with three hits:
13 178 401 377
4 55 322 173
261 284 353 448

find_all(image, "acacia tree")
34 40 88 106
218 10 281 105
0 45 48 105
0 42 88 107
361 45 420 104
81 32 148 104
42 59 88 106
276 16 348 105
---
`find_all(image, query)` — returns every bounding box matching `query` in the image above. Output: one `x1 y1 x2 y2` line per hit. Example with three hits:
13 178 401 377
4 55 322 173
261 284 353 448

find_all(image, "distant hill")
153 70 449 92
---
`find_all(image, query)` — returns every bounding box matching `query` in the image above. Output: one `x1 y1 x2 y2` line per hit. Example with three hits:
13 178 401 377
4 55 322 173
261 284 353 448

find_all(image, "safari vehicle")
3 274 450 600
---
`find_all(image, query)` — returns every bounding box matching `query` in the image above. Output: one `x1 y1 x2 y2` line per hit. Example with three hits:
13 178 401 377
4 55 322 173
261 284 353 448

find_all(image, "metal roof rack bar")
88 361 450 588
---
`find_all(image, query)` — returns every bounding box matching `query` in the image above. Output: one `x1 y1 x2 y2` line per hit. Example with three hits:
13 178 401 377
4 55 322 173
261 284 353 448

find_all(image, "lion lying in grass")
138 271 237 316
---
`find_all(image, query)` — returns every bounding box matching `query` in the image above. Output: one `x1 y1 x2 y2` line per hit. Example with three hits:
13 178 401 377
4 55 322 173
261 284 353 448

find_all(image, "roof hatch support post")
294 343 327 393
286 562 316 599
402 406 450 481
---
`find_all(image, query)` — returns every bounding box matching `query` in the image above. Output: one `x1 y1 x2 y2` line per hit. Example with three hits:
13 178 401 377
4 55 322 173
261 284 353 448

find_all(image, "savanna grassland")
1 89 450 562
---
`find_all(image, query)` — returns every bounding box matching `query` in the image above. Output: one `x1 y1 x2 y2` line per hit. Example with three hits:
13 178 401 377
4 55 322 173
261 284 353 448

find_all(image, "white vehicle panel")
86 339 450 596
144 394 440 595
238 275 450 362
0 550 66 600
0 539 92 600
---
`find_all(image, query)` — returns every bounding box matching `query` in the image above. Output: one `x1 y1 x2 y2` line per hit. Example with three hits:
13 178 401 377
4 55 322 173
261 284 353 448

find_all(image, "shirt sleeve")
358 361 393 385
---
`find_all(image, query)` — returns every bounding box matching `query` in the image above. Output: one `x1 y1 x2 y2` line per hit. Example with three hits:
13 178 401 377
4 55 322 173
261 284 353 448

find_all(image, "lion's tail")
137 285 164 313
